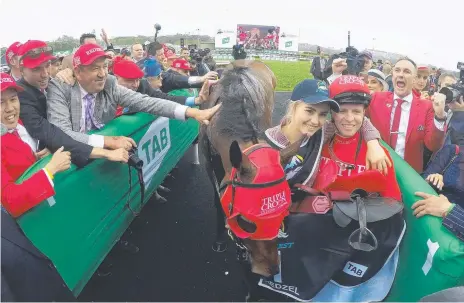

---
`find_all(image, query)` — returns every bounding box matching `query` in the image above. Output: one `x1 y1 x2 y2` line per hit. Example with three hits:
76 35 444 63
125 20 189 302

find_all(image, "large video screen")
237 24 280 50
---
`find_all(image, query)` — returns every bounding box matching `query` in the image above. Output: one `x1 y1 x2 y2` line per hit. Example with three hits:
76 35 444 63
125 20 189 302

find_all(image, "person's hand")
44 147 71 175
104 136 137 151
35 148 51 160
100 28 110 46
55 68 75 85
105 148 129 163
186 104 221 125
425 173 444 190
201 71 219 82
195 79 218 105
450 96 464 112
366 140 392 175
412 192 452 218
332 58 348 74
420 91 430 100
432 92 447 119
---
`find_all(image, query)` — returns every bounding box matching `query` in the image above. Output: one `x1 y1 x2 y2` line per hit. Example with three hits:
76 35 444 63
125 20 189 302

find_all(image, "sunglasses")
21 46 53 60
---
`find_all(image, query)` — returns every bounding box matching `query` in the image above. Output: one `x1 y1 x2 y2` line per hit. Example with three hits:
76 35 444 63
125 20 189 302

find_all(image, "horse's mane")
211 61 274 143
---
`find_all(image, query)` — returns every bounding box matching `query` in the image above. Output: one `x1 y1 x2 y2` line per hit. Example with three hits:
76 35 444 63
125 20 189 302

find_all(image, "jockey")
264 79 389 190
313 75 402 201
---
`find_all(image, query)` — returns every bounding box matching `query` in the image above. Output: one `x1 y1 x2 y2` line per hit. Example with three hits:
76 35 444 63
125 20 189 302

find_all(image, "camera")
190 48 210 62
332 46 365 76
440 83 464 104
128 148 143 170
232 44 247 60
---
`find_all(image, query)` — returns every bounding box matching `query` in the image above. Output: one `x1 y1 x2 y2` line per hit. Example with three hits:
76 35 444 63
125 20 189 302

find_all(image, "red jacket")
1 123 54 217
367 92 444 173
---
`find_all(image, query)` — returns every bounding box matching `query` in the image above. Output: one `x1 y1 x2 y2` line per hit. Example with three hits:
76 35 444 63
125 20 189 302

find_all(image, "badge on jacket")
417 125 424 131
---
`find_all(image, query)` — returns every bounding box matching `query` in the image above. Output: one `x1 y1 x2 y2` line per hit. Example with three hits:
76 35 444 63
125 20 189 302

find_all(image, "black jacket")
17 79 92 168
137 78 187 105
161 69 202 93
1 211 76 301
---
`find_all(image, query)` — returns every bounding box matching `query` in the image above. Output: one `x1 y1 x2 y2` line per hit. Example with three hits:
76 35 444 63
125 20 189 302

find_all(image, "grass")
263 60 313 91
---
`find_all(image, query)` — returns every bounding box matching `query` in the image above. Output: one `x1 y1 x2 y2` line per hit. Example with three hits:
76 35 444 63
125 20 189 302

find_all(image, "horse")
200 60 298 279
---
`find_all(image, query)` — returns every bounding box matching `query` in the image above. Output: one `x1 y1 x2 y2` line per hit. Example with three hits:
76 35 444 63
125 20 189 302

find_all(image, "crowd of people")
1 29 463 301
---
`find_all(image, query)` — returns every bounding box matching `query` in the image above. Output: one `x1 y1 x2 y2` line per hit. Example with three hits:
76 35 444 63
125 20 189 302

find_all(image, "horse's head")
220 141 291 277
203 60 292 277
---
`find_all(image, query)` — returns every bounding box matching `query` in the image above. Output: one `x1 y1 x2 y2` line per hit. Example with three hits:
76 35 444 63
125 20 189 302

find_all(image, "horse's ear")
279 138 303 166
229 141 243 169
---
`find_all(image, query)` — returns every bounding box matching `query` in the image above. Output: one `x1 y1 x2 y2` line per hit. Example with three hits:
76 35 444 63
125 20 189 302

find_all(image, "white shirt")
79 86 105 148
391 93 445 159
10 124 38 152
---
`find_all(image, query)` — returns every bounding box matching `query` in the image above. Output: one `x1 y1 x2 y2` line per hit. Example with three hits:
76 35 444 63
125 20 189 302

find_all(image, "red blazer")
1 125 54 218
367 92 444 173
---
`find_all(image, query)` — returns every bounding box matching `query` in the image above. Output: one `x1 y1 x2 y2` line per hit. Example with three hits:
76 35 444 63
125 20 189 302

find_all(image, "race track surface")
78 92 291 302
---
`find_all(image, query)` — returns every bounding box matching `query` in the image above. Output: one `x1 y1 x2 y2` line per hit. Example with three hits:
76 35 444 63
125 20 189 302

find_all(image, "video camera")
327 31 366 77
439 61 464 104
190 48 210 62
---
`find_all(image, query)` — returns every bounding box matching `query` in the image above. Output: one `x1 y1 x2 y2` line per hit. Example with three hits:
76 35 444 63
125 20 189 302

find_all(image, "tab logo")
222 37 230 44
285 41 292 48
343 261 368 277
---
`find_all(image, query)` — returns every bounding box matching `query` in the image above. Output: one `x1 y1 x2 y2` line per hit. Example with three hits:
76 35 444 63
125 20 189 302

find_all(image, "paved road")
78 92 291 302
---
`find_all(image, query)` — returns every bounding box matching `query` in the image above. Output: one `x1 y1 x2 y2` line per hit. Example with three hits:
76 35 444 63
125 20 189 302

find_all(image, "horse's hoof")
212 241 228 252
158 185 171 193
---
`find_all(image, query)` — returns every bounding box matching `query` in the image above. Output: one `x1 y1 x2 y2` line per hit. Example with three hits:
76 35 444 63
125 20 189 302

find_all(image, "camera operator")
324 48 373 84
437 69 464 145
140 42 217 93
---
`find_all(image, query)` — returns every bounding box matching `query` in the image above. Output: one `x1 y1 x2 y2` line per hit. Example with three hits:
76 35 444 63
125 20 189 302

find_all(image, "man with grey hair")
131 43 144 63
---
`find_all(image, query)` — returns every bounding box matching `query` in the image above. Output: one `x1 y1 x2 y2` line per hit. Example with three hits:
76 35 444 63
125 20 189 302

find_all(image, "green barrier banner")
15 113 199 296
382 142 464 301
168 88 199 98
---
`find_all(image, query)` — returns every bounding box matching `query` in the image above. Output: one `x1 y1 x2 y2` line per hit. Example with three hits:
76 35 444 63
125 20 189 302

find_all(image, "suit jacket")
1 130 54 218
46 75 189 145
17 79 92 168
138 78 186 104
161 69 202 93
443 204 464 242
367 92 444 173
310 56 326 80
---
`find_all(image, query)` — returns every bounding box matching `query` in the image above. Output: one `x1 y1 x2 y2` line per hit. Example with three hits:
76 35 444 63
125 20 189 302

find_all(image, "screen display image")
237 24 280 50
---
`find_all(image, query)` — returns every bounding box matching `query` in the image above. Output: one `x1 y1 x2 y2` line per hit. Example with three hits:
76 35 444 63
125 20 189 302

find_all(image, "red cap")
19 40 56 69
5 41 22 65
0 73 24 92
171 58 192 70
73 43 111 68
329 75 371 99
417 65 430 74
220 145 291 240
113 60 144 79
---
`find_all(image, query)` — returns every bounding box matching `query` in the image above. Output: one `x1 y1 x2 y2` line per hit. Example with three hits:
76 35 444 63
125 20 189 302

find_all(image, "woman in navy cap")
264 79 389 189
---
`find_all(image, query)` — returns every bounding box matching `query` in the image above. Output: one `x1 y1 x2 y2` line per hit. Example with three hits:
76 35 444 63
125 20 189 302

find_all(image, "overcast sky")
1 0 462 70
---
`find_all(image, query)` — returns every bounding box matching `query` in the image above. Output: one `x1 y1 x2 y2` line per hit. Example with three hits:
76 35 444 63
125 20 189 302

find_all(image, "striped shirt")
443 204 464 242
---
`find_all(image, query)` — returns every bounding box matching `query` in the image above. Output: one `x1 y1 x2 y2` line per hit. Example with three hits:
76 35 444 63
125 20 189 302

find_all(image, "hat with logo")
19 40 56 69
171 58 192 71
329 75 372 107
417 64 431 75
0 73 24 92
73 43 111 68
290 79 340 112
113 60 144 79
5 42 22 65
143 58 162 77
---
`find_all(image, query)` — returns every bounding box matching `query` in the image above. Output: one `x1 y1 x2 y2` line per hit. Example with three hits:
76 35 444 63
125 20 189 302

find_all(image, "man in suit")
366 58 446 173
1 72 76 301
17 40 131 168
47 43 220 148
310 46 327 80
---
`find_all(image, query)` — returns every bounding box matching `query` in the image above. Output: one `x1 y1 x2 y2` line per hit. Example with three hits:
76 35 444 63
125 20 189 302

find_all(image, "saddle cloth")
257 212 406 301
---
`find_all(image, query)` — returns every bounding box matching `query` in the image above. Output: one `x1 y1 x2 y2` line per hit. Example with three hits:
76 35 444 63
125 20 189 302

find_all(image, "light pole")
196 28 200 49
372 38 376 50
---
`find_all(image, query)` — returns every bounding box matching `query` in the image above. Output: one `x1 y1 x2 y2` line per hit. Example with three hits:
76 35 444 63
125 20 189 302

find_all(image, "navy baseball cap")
290 79 340 112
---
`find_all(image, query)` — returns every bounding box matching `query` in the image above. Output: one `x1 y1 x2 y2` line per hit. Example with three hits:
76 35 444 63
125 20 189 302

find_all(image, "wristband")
442 203 455 218
185 97 196 107
44 167 54 180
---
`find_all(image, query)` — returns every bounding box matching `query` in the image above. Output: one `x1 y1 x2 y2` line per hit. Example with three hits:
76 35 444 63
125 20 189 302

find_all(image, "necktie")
390 99 405 149
83 94 104 132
